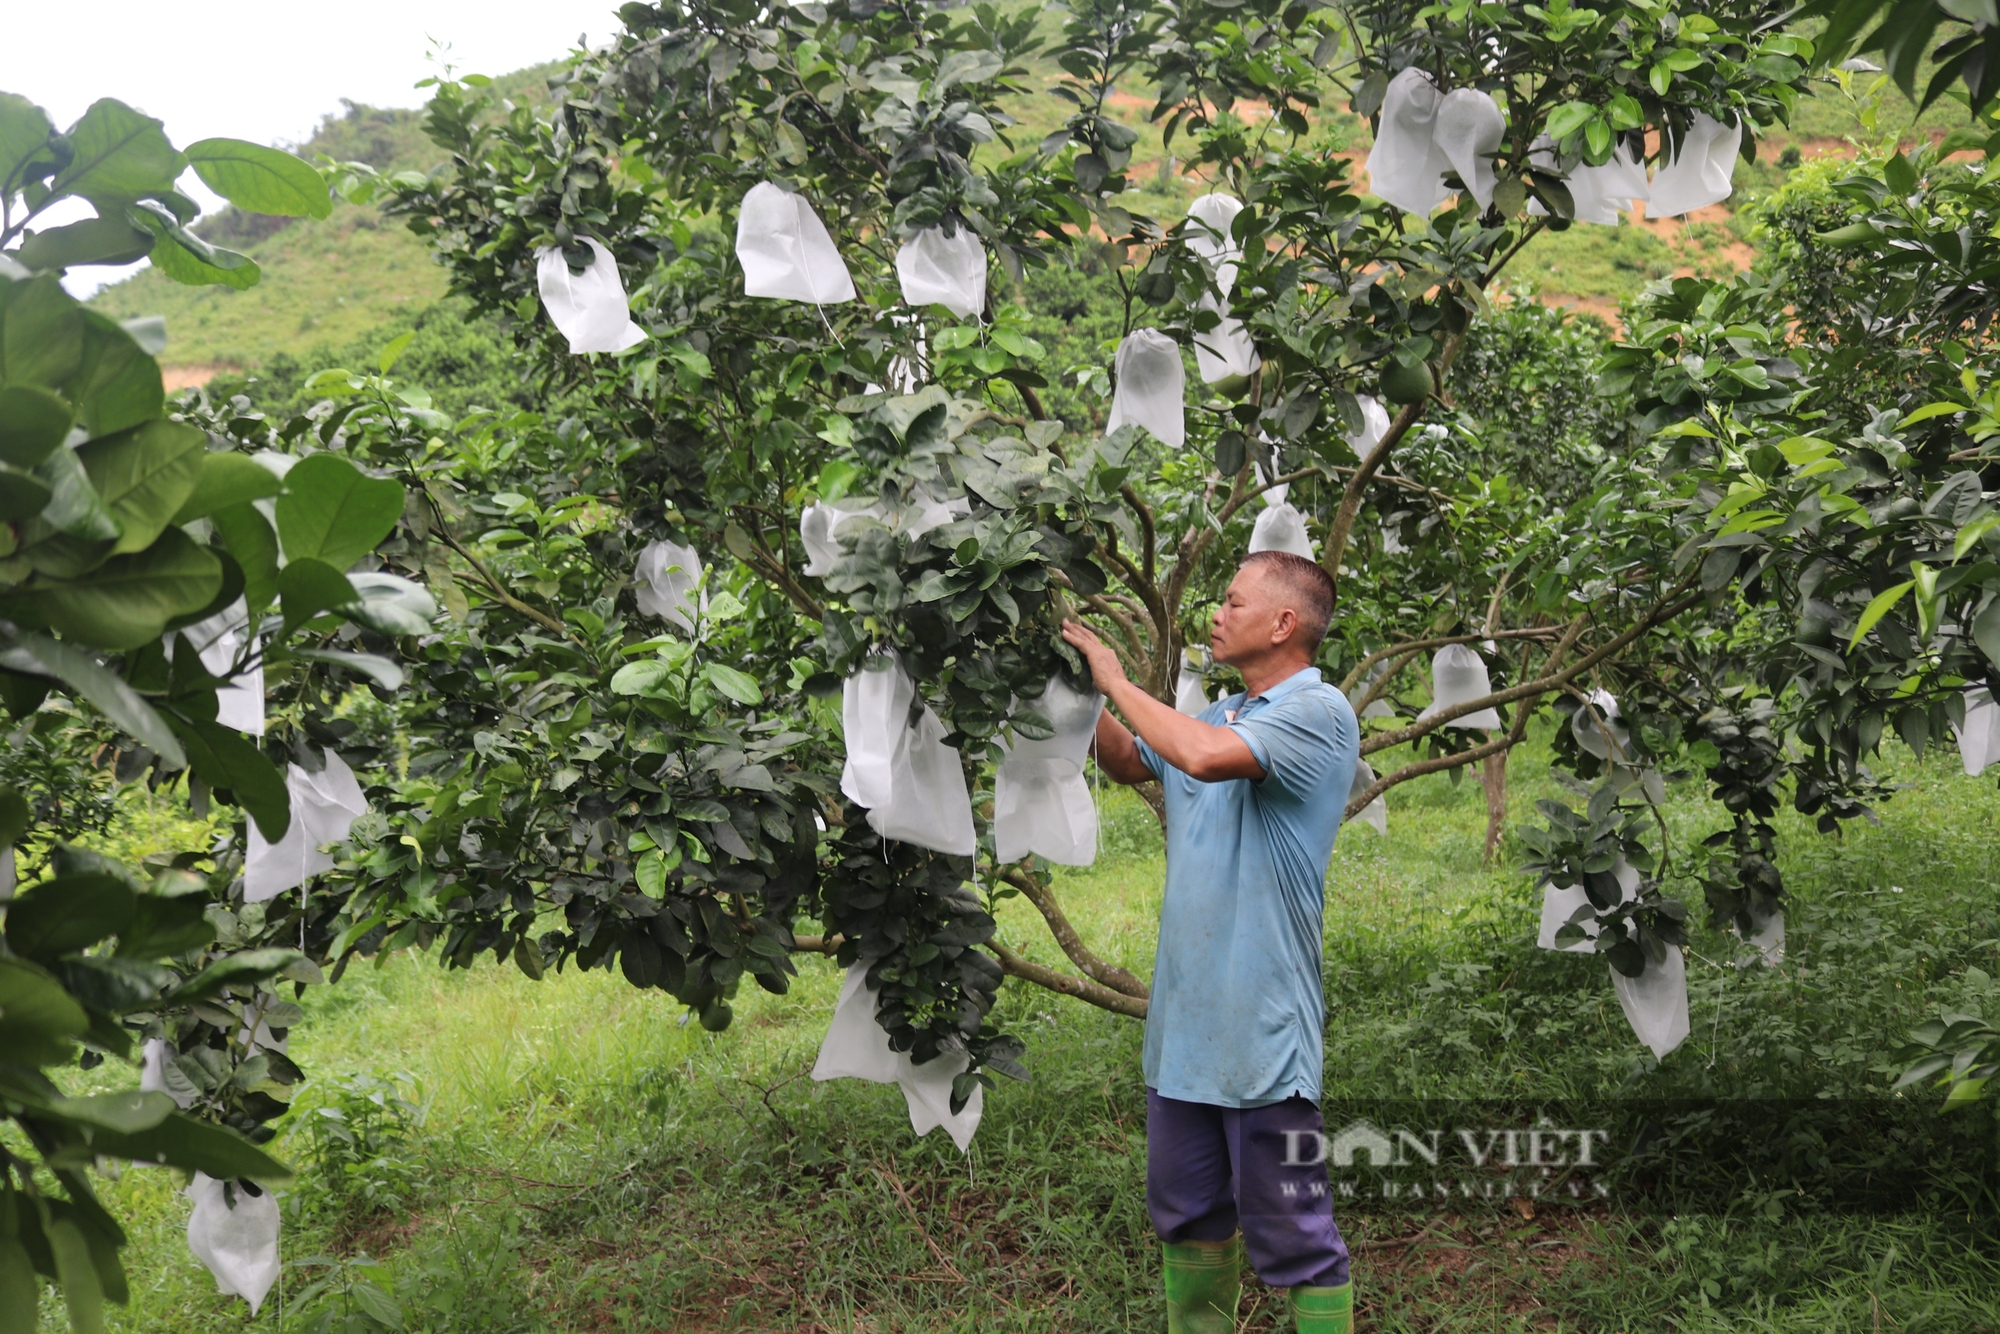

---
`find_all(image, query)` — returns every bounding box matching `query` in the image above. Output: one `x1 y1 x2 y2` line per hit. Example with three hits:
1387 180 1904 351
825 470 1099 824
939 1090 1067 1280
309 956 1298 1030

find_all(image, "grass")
51 718 2000 1333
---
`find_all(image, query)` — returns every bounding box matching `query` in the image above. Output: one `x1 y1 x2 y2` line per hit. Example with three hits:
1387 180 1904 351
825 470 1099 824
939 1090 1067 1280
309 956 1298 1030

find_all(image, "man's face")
1209 564 1289 666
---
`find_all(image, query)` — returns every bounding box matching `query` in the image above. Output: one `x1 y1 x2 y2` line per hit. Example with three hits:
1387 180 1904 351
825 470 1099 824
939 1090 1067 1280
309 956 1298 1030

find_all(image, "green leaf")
1901 400 1964 427
274 453 403 568
0 462 52 520
175 719 290 840
128 205 260 290
1818 222 1881 247
87 1109 293 1183
1849 580 1915 650
0 383 75 468
158 948 303 1008
4 874 135 961
183 139 331 219
67 310 164 438
76 418 206 553
15 215 154 272
377 331 415 374
0 92 56 195
281 646 404 691
0 630 185 764
46 1217 105 1334
705 662 764 705
211 502 280 610
1974 595 2000 669
27 526 222 650
1 272 86 388
0 784 27 845
1545 103 1593 142
48 1091 177 1134
52 99 184 206
170 451 285 524
117 891 215 958
349 1277 405 1329
0 957 89 1065
278 556 361 628
0 1240 38 1333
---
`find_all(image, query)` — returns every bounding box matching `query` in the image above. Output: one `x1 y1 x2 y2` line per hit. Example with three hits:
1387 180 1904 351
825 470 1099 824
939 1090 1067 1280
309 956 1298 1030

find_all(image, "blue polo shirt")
1135 666 1358 1108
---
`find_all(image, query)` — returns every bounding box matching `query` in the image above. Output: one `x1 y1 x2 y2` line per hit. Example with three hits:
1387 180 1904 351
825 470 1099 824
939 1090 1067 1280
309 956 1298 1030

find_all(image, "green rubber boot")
1290 1282 1353 1333
1162 1237 1241 1334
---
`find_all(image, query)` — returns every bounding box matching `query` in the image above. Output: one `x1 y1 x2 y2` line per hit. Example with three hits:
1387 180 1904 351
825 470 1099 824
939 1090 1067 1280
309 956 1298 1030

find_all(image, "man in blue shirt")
1061 550 1360 1334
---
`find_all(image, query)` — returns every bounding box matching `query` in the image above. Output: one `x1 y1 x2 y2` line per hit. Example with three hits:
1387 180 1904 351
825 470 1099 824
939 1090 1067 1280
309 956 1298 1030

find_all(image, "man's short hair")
1242 551 1336 654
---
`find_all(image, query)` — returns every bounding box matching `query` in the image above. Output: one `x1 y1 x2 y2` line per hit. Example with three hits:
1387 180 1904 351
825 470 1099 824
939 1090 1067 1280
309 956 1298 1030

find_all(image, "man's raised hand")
1061 619 1127 695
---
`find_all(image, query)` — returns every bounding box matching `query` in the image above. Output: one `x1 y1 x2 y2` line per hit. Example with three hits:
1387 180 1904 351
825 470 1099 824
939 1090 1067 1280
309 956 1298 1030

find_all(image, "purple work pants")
1146 1089 1351 1289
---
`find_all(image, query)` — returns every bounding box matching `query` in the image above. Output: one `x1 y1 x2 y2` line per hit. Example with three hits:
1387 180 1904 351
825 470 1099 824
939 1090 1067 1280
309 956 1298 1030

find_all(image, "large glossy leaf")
274 453 403 567
0 957 88 1066
88 1110 293 1183
117 890 216 959
0 630 185 764
0 272 85 387
0 462 52 519
0 383 73 468
27 526 222 649
45 1217 104 1334
0 1240 36 1333
48 1091 177 1134
0 92 55 195
147 232 260 290
67 310 163 438
170 451 284 524
211 502 280 609
184 139 331 219
158 948 302 1007
279 556 361 628
76 418 205 554
16 216 154 271
50 98 184 206
4 874 135 962
175 718 289 840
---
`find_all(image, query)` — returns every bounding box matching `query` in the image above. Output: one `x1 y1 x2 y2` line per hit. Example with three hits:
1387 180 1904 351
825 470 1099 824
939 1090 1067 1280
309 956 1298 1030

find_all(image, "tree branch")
988 940 1149 1019
1001 867 1150 999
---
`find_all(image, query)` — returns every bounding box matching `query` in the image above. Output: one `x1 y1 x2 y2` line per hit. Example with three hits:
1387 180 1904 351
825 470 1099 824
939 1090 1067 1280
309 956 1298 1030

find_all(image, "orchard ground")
63 724 2000 1332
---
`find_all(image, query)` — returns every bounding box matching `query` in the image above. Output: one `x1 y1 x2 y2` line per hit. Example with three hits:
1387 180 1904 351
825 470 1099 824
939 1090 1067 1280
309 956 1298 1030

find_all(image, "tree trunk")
1479 748 1509 864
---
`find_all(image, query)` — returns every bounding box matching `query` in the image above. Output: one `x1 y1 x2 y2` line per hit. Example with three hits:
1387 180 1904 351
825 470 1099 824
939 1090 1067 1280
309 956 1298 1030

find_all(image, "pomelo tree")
298 0 1837 1089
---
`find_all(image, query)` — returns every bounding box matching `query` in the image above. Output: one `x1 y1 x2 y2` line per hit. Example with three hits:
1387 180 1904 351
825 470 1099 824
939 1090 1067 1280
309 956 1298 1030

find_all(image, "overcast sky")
3 0 621 293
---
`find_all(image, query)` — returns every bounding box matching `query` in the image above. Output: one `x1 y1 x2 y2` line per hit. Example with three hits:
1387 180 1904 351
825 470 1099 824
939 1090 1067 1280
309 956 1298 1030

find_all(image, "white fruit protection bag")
1957 687 2000 775
896 225 986 319
535 238 647 354
736 181 858 303
1527 138 1650 224
1612 939 1691 1059
1537 856 1639 953
1194 299 1261 386
243 751 369 903
1174 647 1209 716
812 963 983 1151
993 674 1105 865
1365 69 1505 214
185 1173 281 1315
1433 87 1505 209
840 652 976 855
139 1038 199 1109
176 600 264 734
1367 68 1454 215
1418 643 1503 729
799 492 966 577
1249 503 1315 559
1107 328 1186 450
1645 113 1741 217
634 538 704 633
1346 759 1387 835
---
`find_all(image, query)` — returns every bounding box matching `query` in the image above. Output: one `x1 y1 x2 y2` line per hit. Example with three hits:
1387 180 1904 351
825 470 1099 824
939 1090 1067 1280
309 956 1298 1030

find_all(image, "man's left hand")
1061 619 1127 695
